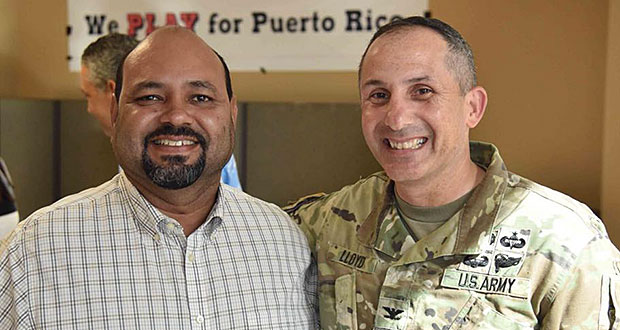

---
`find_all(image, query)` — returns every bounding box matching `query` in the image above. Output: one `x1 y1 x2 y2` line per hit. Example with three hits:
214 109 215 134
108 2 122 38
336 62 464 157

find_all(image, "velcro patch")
373 296 410 330
441 268 530 298
329 244 378 273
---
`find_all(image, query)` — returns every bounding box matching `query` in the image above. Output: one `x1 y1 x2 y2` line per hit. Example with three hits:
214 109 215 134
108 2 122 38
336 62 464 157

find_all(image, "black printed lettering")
470 274 478 288
507 278 516 293
355 256 366 268
480 277 489 290
497 277 508 293
85 15 106 35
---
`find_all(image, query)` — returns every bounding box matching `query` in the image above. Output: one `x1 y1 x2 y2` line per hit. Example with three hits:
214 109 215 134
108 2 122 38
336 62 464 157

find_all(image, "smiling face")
360 27 479 187
112 28 237 191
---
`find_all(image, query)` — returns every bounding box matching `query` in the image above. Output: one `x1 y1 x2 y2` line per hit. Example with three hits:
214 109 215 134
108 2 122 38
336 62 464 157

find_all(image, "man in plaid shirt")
0 27 317 329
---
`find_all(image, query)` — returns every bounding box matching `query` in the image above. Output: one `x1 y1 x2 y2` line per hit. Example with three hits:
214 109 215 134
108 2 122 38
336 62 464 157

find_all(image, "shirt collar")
119 171 226 240
356 142 509 262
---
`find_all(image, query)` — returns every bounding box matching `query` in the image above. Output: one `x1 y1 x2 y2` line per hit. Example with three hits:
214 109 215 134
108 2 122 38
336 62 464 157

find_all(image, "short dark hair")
115 49 233 103
81 33 139 90
359 16 476 94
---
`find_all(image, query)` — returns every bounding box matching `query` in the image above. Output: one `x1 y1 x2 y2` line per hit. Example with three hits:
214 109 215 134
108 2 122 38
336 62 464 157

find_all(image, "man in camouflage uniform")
285 16 620 329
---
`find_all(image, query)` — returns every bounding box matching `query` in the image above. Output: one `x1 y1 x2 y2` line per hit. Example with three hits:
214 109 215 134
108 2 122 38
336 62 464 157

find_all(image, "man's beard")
142 125 208 190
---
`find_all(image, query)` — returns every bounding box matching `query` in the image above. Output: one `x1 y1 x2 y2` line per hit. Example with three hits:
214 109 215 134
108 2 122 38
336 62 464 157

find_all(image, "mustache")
143 125 208 148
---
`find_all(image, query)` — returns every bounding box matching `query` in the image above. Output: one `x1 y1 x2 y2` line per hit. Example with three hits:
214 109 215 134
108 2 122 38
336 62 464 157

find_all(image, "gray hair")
359 16 477 94
81 33 139 90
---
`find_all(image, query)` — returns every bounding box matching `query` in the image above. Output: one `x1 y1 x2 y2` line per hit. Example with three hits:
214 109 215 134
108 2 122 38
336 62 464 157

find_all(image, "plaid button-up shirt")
0 173 317 329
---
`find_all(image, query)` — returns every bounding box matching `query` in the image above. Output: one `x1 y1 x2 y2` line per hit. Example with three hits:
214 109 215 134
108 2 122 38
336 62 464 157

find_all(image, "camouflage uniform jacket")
285 142 620 330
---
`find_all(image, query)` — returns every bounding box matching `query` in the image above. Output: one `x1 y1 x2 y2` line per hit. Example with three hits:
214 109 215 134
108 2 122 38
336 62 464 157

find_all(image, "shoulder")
220 184 303 230
4 176 122 247
501 173 612 255
221 184 287 217
284 171 389 217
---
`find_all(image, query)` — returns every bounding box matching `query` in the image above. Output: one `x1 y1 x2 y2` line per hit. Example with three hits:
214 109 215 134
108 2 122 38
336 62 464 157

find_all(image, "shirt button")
166 223 175 230
195 315 204 324
187 252 195 262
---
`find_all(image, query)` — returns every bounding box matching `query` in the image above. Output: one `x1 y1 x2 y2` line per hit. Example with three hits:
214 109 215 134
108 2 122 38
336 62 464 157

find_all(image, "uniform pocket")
454 297 533 330
335 273 358 329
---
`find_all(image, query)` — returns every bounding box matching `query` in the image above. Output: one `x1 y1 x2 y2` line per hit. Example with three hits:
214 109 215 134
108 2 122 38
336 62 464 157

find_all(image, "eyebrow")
404 76 431 84
361 76 431 89
129 80 219 95
132 81 164 92
188 80 217 93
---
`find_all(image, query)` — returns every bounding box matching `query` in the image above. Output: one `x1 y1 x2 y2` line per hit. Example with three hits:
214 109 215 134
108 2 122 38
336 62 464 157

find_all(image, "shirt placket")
185 228 206 329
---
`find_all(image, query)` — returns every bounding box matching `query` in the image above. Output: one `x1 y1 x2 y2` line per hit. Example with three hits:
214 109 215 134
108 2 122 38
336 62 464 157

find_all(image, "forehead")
79 65 96 89
122 31 225 87
361 27 450 81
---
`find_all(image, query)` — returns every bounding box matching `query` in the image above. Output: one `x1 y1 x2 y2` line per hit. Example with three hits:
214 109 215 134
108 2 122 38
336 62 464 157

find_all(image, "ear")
107 79 119 128
230 95 238 127
464 86 488 128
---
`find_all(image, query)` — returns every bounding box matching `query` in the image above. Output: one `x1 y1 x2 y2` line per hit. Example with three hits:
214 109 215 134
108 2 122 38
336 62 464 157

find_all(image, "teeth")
388 137 427 150
154 139 196 146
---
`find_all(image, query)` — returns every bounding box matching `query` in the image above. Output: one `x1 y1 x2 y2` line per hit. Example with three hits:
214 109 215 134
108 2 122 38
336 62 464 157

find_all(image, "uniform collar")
357 142 509 263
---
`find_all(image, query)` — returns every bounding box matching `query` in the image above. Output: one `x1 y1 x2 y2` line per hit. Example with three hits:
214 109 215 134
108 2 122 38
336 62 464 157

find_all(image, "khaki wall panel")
245 103 381 206
59 100 118 197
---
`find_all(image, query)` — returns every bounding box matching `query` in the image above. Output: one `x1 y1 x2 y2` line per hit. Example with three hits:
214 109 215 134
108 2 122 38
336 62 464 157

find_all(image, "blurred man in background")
81 33 243 189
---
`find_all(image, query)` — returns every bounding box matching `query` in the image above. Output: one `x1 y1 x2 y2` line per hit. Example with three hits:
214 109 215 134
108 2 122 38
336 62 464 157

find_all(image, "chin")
383 165 425 184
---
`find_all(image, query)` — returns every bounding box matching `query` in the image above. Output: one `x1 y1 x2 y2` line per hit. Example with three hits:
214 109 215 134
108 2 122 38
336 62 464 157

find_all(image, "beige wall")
1 0 619 239
603 0 620 246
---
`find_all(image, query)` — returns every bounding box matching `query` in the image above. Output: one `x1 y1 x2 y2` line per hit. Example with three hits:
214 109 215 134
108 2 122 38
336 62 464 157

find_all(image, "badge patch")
441 268 530 298
374 296 410 330
495 227 531 253
329 244 378 273
458 226 530 277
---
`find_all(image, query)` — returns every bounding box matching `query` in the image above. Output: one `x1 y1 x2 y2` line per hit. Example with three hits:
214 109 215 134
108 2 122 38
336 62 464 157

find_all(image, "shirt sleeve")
0 234 33 329
541 234 620 329
304 255 320 329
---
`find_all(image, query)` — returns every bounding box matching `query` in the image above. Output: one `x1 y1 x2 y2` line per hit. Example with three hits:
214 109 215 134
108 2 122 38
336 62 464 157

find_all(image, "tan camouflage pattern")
285 142 620 330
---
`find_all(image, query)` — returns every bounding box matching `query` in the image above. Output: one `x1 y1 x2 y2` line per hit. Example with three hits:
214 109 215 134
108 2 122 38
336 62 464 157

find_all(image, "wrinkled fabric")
285 141 620 330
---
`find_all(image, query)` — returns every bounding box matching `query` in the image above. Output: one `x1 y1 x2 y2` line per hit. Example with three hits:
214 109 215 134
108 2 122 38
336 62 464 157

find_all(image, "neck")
395 158 485 208
126 173 220 236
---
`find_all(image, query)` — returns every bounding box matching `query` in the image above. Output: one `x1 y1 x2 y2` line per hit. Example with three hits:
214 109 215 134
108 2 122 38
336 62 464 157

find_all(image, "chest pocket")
453 297 533 330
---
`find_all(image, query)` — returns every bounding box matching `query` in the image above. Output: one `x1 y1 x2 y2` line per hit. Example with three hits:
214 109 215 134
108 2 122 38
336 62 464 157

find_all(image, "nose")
159 95 194 127
383 94 415 131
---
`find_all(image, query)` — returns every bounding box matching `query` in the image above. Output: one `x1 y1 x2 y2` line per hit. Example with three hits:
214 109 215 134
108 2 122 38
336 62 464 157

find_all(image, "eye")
190 94 212 103
135 94 163 105
413 86 434 100
368 90 390 105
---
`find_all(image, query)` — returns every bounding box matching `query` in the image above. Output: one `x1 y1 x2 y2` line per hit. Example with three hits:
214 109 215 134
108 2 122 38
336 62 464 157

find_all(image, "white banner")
67 0 429 72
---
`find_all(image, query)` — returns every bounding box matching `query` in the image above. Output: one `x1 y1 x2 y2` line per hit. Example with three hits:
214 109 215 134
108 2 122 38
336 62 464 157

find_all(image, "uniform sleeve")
541 235 620 329
0 234 33 329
